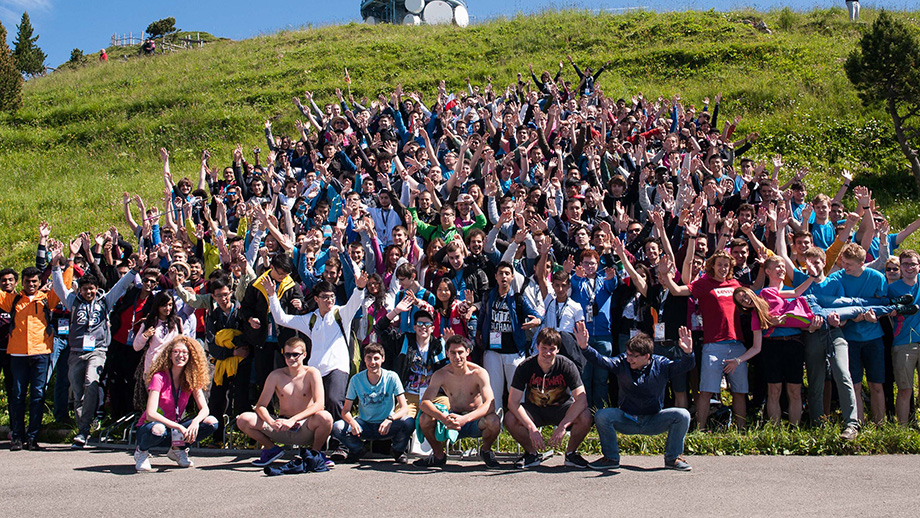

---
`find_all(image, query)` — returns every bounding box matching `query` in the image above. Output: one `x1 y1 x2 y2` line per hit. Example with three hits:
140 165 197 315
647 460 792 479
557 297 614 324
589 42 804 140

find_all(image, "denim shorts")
700 341 749 394
848 338 885 384
457 417 483 439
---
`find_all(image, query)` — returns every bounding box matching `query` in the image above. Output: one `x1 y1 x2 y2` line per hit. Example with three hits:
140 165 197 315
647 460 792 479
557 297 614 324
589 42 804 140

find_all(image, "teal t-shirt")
345 369 405 423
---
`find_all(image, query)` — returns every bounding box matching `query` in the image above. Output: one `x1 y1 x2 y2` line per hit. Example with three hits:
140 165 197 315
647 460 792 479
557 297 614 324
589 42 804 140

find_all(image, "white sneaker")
167 447 193 468
134 448 153 472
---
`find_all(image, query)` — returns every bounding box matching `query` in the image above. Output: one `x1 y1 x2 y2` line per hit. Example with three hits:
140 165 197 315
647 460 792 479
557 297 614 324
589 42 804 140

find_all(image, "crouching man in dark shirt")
575 322 695 471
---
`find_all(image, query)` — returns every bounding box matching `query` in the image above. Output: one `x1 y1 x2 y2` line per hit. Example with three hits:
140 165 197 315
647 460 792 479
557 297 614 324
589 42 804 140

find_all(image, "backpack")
309 309 361 375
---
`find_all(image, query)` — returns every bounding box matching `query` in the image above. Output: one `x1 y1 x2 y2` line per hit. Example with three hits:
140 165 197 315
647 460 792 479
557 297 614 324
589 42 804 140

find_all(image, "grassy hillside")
1 7 919 269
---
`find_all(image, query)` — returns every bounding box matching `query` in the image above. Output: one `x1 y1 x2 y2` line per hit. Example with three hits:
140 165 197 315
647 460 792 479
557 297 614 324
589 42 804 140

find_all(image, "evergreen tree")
12 11 47 77
0 18 23 113
845 11 920 192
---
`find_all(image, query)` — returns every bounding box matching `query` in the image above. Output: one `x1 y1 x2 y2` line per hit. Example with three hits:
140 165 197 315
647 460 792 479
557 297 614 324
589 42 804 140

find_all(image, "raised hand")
574 321 589 350
678 326 693 354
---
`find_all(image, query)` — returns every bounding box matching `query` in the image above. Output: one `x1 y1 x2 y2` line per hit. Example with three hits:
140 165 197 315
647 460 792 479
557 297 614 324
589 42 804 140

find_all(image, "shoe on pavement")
480 449 500 469
665 457 692 471
344 447 367 463
10 439 23 452
393 450 409 464
515 452 542 469
71 433 87 449
167 447 193 468
319 451 335 468
26 439 43 451
839 425 859 441
588 456 620 470
252 445 285 467
413 454 447 468
564 452 589 468
330 446 348 462
134 448 153 472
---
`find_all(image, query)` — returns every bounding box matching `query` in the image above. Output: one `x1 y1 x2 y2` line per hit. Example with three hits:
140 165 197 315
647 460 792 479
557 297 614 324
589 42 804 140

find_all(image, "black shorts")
761 336 805 384
521 400 573 428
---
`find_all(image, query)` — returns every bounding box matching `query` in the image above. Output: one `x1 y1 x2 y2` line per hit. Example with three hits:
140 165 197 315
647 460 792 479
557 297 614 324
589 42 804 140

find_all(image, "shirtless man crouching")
414 335 502 468
237 337 334 468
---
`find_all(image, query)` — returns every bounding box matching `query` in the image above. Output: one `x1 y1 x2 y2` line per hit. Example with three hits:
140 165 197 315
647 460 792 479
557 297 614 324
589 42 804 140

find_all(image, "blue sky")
0 0 915 68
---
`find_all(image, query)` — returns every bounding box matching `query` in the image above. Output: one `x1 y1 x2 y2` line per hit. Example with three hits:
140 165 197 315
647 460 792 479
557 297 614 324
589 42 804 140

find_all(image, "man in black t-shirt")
504 328 592 470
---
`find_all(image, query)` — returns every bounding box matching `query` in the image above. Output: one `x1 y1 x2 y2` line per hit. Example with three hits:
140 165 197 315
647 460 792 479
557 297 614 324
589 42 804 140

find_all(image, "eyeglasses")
142 278 158 285
172 350 189 357
283 352 303 360
886 267 900 272
901 263 919 268
414 322 434 328
316 293 335 300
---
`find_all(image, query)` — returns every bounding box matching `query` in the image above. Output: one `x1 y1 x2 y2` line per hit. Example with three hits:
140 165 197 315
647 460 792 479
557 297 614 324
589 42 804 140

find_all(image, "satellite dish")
365 16 377 25
454 4 469 27
404 13 421 25
423 0 454 25
405 0 425 14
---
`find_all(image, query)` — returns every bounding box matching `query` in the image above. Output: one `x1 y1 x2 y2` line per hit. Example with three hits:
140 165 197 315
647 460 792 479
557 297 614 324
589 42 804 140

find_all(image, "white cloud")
0 1 52 13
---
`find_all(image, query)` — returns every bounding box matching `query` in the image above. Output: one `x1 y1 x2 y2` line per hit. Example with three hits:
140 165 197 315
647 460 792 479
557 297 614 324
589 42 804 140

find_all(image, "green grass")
1 7 920 269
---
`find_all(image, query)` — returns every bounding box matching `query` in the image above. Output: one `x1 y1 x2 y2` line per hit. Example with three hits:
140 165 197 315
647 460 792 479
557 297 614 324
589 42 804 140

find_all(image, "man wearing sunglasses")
237 337 334 468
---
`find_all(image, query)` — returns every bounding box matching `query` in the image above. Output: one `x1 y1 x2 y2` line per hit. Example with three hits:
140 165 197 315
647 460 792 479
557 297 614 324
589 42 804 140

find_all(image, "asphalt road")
1 446 918 517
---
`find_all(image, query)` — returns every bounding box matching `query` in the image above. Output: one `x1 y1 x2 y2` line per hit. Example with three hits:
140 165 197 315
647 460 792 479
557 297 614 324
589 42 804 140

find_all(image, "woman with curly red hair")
134 336 218 472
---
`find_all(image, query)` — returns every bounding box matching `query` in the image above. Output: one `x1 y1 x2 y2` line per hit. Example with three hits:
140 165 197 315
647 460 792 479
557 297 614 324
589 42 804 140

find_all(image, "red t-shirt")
689 274 742 344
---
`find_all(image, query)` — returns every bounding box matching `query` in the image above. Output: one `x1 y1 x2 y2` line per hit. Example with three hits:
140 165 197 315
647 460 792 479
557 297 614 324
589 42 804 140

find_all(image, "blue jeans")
331 417 415 454
48 337 71 421
804 295 896 323
583 335 614 409
594 407 691 463
9 354 51 441
136 418 218 452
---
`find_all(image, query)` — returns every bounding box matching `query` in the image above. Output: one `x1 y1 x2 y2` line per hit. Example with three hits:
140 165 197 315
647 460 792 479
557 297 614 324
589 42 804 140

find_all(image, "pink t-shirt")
137 371 191 426
689 274 742 344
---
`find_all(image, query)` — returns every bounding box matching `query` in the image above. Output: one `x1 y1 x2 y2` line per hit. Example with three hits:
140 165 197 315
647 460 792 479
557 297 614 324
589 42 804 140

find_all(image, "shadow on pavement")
74 464 141 476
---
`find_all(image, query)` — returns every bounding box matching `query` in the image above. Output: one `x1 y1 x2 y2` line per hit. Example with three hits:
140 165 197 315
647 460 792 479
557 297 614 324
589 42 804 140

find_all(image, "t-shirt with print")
511 354 583 408
689 274 742 344
138 371 191 426
489 298 518 354
345 369 405 423
405 343 434 396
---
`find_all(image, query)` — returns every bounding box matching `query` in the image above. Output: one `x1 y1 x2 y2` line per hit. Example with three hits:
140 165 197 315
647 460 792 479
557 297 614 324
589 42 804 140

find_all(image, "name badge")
654 323 666 341
171 428 184 447
490 332 502 348
126 329 135 344
586 305 594 323
629 328 640 338
82 335 96 352
691 313 703 331
58 320 70 336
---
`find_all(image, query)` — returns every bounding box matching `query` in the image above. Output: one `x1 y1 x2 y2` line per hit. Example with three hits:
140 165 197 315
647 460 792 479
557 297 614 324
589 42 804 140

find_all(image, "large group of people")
2 56 920 474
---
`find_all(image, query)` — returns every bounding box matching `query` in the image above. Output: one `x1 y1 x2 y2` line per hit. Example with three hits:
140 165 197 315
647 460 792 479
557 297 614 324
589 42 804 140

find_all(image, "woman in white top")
133 291 182 376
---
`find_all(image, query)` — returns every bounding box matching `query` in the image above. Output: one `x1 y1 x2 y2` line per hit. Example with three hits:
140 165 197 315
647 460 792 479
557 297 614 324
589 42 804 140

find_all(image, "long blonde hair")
144 335 211 392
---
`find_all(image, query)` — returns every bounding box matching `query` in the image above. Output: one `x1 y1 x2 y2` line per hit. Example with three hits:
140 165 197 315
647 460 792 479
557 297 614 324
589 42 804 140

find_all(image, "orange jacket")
0 268 72 356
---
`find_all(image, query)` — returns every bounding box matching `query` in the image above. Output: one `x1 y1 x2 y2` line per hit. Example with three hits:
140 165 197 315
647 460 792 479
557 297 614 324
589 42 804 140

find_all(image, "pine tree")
845 11 920 192
0 18 23 113
12 11 47 77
